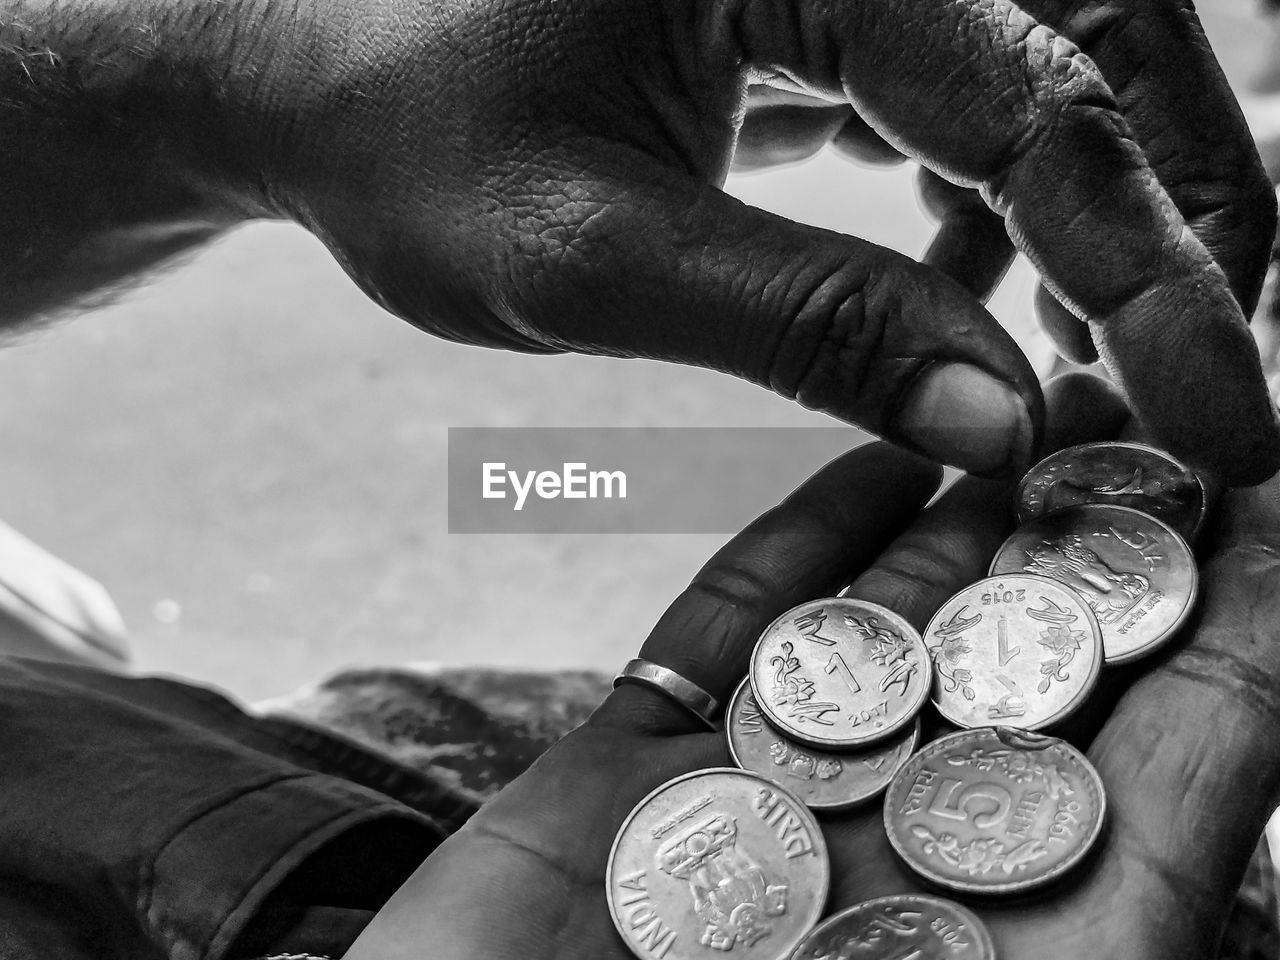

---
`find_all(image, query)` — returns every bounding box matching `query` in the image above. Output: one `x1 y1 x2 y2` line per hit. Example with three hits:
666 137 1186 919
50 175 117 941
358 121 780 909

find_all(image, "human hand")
800 384 1280 960
197 0 1278 481
343 437 946 960
348 371 1280 959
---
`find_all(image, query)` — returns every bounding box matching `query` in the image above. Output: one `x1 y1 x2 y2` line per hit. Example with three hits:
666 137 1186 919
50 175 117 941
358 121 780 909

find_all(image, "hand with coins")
6 0 1280 483
348 372 1280 960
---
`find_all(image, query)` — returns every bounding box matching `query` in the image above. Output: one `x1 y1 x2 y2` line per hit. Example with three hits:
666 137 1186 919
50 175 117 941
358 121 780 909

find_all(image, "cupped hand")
344 435 946 959
224 0 1278 481
347 371 1280 959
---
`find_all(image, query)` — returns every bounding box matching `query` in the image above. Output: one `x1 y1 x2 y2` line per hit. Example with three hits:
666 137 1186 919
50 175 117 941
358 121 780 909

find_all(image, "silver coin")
788 893 996 960
607 768 829 960
726 678 919 812
989 504 1198 665
750 599 931 750
924 575 1102 730
883 727 1105 896
1016 441 1205 541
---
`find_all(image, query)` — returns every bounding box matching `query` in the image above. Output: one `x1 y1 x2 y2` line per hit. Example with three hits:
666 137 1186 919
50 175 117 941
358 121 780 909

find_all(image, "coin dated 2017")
883 727 1106 896
989 503 1198 665
607 768 829 960
1015 441 1206 541
749 598 931 750
924 575 1102 730
788 893 996 960
726 678 918 812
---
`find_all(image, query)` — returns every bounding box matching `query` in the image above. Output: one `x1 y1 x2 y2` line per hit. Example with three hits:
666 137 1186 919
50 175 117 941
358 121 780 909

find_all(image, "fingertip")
1091 264 1280 487
1040 371 1130 450
922 215 1016 303
1035 285 1098 364
889 362 1040 478
829 112 906 167
733 103 851 172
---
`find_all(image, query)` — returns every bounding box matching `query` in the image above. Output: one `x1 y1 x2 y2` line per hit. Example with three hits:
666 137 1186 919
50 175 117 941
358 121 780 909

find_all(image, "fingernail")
893 363 1033 477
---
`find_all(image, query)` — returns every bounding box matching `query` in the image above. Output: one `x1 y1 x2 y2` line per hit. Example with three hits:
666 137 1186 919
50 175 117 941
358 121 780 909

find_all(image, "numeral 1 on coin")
824 652 861 695
997 615 1020 666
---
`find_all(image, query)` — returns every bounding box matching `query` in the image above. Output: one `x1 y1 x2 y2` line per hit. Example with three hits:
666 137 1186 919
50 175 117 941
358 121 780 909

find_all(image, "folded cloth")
0 519 129 667
0 658 466 960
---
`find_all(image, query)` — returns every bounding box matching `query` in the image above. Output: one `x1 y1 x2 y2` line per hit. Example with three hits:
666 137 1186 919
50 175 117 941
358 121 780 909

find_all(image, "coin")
788 893 996 960
607 768 829 960
749 599 931 750
726 678 919 812
883 727 1105 895
989 504 1198 665
1015 441 1205 541
924 575 1102 730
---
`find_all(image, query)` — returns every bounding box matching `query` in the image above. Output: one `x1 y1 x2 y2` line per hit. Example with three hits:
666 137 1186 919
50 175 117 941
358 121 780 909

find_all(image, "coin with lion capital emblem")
989 504 1198 665
607 768 829 960
788 893 996 960
883 727 1105 895
1015 441 1205 542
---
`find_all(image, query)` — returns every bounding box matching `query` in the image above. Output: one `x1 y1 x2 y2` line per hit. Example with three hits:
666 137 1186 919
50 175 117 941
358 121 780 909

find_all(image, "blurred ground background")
0 1 1271 702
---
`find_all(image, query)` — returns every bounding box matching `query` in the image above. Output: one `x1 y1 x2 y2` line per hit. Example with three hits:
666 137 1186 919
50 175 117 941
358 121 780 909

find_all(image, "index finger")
732 0 1280 482
598 442 941 734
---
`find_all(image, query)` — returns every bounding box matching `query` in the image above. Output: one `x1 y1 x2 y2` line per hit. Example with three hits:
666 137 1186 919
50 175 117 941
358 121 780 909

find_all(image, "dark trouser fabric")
0 658 475 960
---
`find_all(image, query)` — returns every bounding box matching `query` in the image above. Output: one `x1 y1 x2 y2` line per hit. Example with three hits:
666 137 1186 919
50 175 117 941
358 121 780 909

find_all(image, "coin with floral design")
607 768 829 960
989 504 1198 665
883 727 1105 895
749 598 931 750
788 893 996 960
1015 441 1205 541
924 575 1102 730
726 678 919 811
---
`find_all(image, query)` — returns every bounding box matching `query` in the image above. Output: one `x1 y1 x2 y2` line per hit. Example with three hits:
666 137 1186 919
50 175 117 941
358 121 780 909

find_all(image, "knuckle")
498 177 634 342
763 258 883 419
688 561 775 618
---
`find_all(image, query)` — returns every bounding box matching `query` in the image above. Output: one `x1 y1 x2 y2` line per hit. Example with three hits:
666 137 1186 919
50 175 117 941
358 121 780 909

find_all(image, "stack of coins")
606 442 1203 960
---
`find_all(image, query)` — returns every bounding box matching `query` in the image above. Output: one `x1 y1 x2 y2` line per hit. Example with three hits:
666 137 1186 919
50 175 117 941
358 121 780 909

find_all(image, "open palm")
349 374 1279 959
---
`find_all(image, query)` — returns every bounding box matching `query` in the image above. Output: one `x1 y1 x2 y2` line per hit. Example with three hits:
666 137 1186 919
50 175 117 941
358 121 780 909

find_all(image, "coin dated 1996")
788 893 996 960
726 678 919 812
749 598 930 750
924 575 1102 730
1015 441 1206 541
607 768 829 960
989 503 1198 665
883 727 1105 895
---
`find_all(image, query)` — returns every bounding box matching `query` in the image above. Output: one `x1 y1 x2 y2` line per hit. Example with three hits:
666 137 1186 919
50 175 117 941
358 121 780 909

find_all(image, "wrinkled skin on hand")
213 0 1278 482
345 373 1280 960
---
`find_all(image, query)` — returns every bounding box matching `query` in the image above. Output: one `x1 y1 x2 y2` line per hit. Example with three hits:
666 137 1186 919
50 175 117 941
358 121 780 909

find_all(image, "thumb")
502 165 1042 477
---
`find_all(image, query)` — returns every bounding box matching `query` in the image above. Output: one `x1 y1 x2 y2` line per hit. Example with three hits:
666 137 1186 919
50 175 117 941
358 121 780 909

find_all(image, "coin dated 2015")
749 598 930 750
989 503 1198 665
924 575 1102 730
607 768 829 960
726 678 918 812
883 727 1105 895
1016 441 1205 541
788 893 996 960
